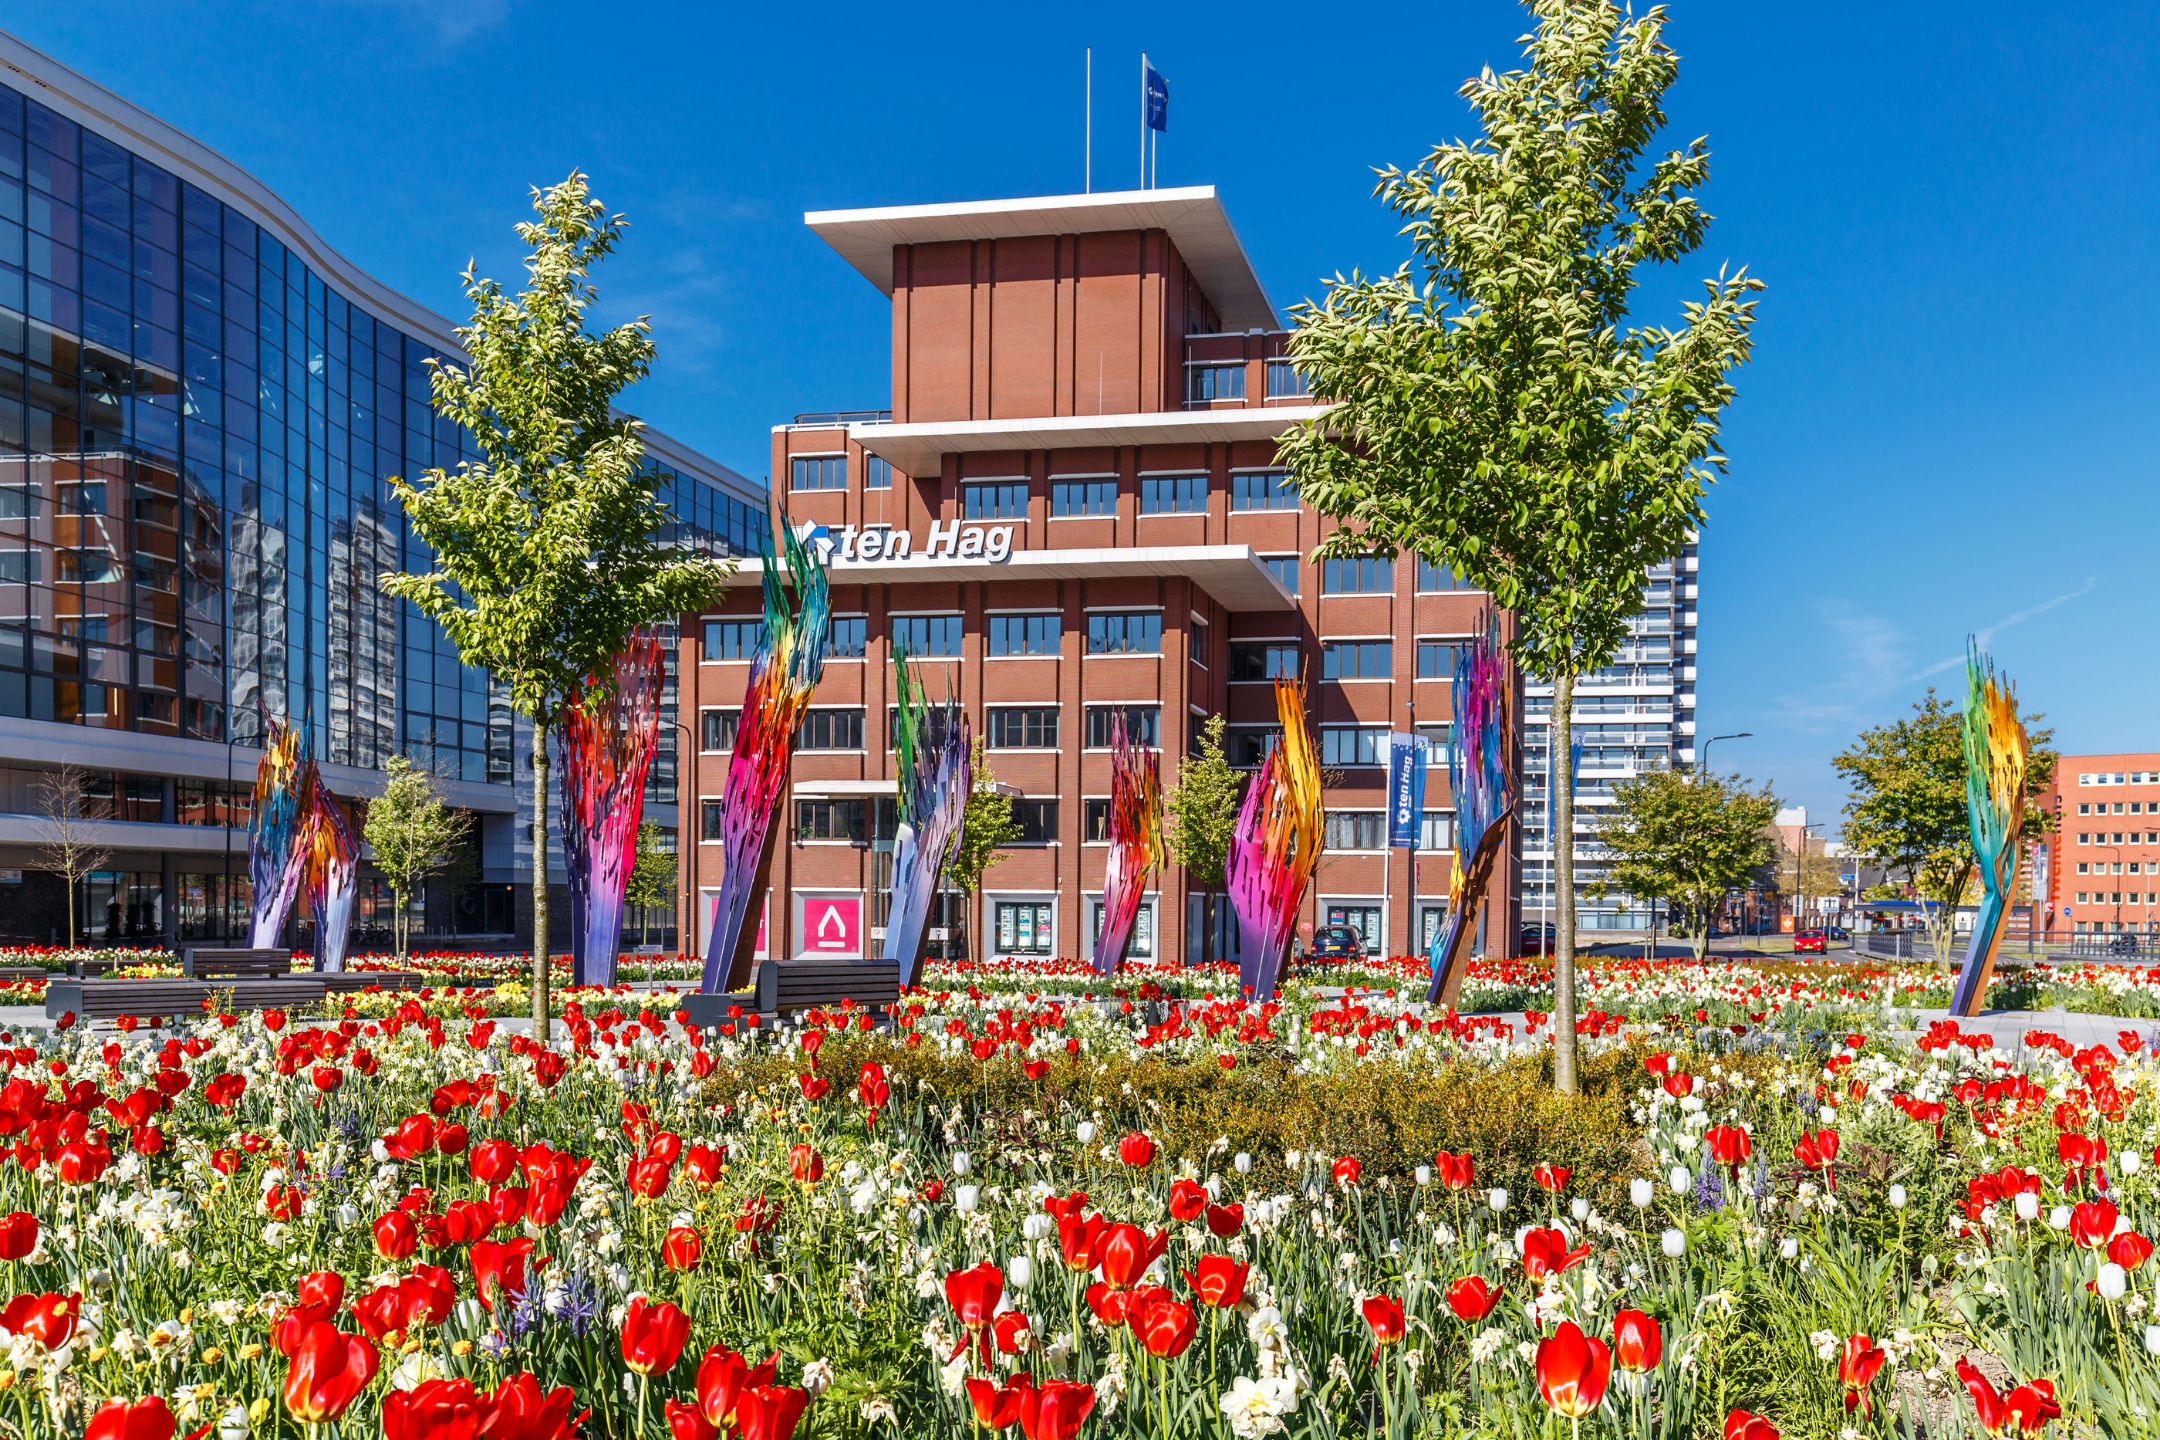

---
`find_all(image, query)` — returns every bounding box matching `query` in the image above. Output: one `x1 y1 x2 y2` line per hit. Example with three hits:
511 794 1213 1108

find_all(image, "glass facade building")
0 36 765 945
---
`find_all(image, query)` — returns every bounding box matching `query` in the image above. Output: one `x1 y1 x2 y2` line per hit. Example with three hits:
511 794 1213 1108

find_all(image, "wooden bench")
180 948 293 980
44 976 331 1026
0 967 49 986
322 972 433 995
681 960 902 1030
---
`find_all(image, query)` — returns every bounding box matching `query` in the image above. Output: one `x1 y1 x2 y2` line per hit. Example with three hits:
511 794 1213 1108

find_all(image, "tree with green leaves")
1277 0 1762 1092
380 174 730 1037
1595 768 1777 963
944 739 1020 963
624 822 676 951
1834 689 2056 969
363 755 470 963
1167 714 1243 963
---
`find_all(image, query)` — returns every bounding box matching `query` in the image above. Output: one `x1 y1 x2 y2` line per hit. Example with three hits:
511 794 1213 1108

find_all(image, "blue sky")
16 1 2159 828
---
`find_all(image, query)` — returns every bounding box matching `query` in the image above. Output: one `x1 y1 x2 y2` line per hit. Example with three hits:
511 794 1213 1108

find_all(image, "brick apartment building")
675 187 1523 970
2042 753 2160 937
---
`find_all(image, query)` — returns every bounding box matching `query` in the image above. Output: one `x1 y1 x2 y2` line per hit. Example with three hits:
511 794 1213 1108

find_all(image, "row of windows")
2075 830 2160 846
1183 358 1312 403
698 703 1162 753
2076 859 2160 875
700 794 1456 852
2078 801 2158 817
706 612 1172 660
790 454 893 490
2075 892 2160 905
2079 771 2160 787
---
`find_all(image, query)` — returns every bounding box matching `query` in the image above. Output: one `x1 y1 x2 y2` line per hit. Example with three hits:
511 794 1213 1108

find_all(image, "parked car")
1309 925 1365 961
1520 922 1557 955
1793 928 1828 954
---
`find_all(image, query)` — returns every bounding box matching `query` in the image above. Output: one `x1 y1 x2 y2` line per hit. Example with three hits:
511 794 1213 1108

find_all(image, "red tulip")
1131 1294 1199 1356
620 1296 691 1375
1725 1410 1781 1440
1706 1124 1751 1171
1018 1379 1097 1440
788 1145 823 1184
84 1396 182 1440
1185 1254 1249 1309
1168 1178 1208 1221
1958 1357 2060 1437
666 1398 720 1440
387 1115 436 1160
628 1155 674 1199
0 1291 79 1348
683 1145 723 1186
0 1212 38 1261
2108 1231 2156 1271
1095 1224 1169 1289
1361 1294 1406 1349
470 1139 519 1186
1612 1309 1662 1373
1439 1274 1498 1322
735 1385 811 1440
1536 1320 1613 1418
1204 1202 1244 1238
383 1378 479 1440
1332 1156 1362 1187
1058 1213 1108 1273
1434 1150 1475 1190
697 1347 779 1431
1840 1335 1887 1414
475 1372 584 1440
2071 1199 2119 1249
1117 1132 1156 1167
469 1237 535 1312
1534 1163 1571 1192
1521 1226 1593 1280
281 1322 379 1423
435 1122 469 1155
662 1226 704 1272
373 1210 419 1260
966 1372 1036 1430
945 1262 1005 1341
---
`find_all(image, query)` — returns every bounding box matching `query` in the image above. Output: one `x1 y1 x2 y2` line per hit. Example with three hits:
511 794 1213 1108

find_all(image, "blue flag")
1388 732 1427 849
1143 61 1168 132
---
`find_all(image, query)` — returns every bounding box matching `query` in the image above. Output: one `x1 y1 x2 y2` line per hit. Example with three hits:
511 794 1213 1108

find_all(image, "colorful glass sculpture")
1092 710 1165 975
300 770 360 972
561 630 668 988
699 515 831 993
1428 612 1516 1008
1228 678 1323 1001
882 636 972 987
1951 641 2030 1017
248 716 313 949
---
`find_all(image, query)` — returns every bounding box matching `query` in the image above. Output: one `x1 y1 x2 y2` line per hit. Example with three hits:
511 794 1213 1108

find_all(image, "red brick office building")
677 189 1520 971
2038 754 2160 938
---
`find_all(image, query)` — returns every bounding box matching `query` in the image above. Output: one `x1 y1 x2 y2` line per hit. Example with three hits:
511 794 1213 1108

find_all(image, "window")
700 802 725 841
790 455 846 490
1320 726 1387 767
1087 612 1162 655
1232 471 1296 511
829 616 867 658
1265 359 1311 398
1417 723 1452 766
996 901 1054 954
988 614 1060 656
1417 556 1458 592
1091 898 1155 957
1323 813 1385 850
1262 555 1300 594
1140 475 1206 514
1052 479 1116 516
1420 811 1455 850
703 619 764 660
1010 801 1058 844
1084 799 1112 840
1417 642 1459 679
794 799 866 842
1188 364 1245 402
2078 863 2090 875
893 614 963 657
700 710 739 752
1086 705 1159 747
2079 833 2090 845
2078 804 2090 815
1322 556 1393 594
886 707 958 750
1230 641 1300 681
796 709 865 750
964 482 1028 519
987 707 1059 749
865 456 893 490
1326 905 1383 951
1322 640 1391 680
1228 728 1281 767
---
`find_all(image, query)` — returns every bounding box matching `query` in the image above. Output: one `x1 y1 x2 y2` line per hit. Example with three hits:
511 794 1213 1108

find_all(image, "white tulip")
2048 1205 2072 1231
1234 1153 1252 1174
2144 1324 2160 1356
1415 1166 1432 1187
1670 1166 1693 1196
1779 1237 1800 1260
2015 1191 2041 1222
1630 1179 1654 1208
1007 1255 1033 1290
952 1152 972 1177
2125 1151 2144 1177
2100 1263 2129 1301
1489 1188 1509 1213
1571 1197 1590 1222
1661 1228 1686 1257
1887 1185 1907 1210
956 1185 980 1214
217 1408 251 1440
1076 1122 1096 1144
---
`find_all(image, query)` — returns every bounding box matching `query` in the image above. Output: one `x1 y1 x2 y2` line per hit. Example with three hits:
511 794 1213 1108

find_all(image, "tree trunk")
64 874 76 950
394 885 405 963
532 730 552 1042
1552 669 1579 1095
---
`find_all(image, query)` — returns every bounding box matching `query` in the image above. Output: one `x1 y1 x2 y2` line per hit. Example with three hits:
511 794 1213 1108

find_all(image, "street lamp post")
1699 732 1752 780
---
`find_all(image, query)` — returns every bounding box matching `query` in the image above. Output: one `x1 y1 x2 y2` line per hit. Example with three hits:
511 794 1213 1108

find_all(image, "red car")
1793 928 1827 954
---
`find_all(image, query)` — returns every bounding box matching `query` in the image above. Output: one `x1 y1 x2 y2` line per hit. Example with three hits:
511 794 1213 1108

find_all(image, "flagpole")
1140 51 1148 189
1085 48 1092 193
